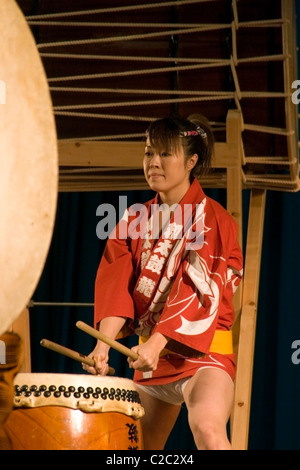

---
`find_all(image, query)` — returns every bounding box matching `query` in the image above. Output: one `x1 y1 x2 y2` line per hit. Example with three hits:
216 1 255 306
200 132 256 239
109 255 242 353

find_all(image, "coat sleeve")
94 227 136 334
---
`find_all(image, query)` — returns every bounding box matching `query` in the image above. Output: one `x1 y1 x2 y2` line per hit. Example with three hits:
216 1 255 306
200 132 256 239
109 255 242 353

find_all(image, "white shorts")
135 377 189 406
134 367 233 406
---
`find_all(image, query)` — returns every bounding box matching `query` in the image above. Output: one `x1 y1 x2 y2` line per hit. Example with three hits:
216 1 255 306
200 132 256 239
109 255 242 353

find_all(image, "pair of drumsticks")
40 321 138 376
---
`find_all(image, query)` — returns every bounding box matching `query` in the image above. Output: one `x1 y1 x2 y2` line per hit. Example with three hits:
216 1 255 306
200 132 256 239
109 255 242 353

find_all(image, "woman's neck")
159 182 190 206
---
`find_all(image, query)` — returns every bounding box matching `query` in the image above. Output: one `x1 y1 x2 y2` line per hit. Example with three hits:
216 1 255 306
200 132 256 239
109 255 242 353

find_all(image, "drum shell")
3 407 142 450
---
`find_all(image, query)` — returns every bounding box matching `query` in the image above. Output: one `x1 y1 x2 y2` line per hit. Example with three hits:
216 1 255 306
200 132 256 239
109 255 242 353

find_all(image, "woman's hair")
145 114 214 179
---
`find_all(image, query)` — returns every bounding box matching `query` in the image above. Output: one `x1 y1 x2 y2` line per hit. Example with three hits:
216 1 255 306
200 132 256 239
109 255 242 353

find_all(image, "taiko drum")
3 373 144 450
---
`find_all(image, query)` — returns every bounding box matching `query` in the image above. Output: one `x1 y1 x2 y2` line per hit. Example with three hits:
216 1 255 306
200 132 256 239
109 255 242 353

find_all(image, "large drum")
0 0 58 336
3 373 144 450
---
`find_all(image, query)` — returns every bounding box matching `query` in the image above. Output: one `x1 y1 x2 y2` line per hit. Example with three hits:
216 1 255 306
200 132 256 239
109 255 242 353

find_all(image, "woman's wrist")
95 339 110 354
149 331 169 351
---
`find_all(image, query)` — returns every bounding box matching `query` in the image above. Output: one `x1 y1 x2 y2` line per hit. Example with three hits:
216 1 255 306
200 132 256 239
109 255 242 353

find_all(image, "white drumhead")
12 373 145 419
0 0 58 335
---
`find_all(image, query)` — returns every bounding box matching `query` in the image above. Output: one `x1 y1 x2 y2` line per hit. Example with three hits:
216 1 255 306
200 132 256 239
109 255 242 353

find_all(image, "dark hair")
145 114 214 179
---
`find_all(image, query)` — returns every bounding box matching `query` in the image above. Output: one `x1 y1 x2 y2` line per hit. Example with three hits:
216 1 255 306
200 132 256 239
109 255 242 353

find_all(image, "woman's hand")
128 332 168 371
82 316 127 375
82 341 110 376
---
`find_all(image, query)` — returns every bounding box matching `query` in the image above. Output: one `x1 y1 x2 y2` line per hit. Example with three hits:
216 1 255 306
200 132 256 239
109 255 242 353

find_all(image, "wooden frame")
231 188 266 449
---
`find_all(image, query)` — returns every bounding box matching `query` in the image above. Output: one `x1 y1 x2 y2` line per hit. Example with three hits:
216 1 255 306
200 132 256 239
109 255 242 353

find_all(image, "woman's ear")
187 153 198 170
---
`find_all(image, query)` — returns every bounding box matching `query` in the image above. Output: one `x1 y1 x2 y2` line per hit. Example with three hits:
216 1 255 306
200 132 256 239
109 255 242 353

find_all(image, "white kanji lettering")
142 238 152 250
145 254 165 274
141 249 151 269
136 276 155 298
163 222 183 240
154 240 173 256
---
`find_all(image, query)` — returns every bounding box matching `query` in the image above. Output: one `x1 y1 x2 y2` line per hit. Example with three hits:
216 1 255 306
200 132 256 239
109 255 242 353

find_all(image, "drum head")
0 0 58 335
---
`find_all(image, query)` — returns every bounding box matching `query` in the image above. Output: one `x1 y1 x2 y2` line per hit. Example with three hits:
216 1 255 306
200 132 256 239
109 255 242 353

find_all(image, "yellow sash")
139 329 233 356
209 330 233 354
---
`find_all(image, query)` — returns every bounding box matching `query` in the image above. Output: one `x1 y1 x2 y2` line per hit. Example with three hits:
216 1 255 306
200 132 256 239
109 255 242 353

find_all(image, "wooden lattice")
19 0 299 192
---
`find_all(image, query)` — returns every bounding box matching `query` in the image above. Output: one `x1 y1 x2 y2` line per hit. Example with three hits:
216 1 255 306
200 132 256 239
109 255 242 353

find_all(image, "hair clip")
180 126 207 139
196 126 207 139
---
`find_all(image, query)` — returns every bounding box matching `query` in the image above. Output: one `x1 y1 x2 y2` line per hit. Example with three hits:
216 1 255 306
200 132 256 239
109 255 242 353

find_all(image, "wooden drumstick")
76 321 139 361
40 339 115 376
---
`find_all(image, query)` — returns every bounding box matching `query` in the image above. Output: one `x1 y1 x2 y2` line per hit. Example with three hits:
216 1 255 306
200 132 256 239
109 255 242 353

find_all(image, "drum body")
3 373 144 450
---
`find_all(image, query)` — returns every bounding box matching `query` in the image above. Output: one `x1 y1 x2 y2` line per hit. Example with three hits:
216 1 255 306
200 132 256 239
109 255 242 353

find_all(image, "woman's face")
143 138 197 205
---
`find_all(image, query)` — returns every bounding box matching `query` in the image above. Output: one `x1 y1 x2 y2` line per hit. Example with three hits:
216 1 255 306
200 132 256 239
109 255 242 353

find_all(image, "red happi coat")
94 178 243 385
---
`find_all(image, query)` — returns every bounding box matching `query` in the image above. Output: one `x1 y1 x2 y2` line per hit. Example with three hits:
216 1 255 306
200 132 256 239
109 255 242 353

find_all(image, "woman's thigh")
183 368 234 429
137 387 181 450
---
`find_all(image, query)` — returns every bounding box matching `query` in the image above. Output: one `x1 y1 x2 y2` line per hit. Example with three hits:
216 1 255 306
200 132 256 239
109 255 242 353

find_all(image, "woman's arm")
83 316 127 375
128 331 169 372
